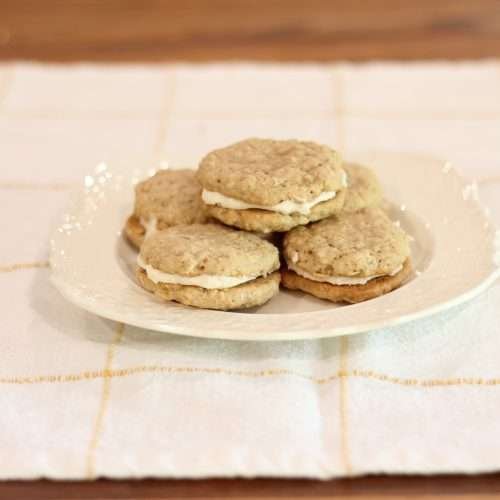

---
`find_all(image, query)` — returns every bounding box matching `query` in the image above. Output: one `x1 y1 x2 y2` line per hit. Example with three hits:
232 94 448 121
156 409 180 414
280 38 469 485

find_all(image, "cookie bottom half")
206 189 346 233
281 259 412 304
137 268 281 310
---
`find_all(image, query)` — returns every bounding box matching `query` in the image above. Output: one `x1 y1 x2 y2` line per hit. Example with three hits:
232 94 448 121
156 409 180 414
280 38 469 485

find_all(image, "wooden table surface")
2 1 500 498
1 474 500 500
2 0 500 61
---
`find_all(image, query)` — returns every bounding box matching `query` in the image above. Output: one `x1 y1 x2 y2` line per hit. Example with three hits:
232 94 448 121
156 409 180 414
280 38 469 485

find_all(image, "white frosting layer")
202 189 336 215
289 263 403 286
202 171 347 216
137 255 256 289
140 216 158 239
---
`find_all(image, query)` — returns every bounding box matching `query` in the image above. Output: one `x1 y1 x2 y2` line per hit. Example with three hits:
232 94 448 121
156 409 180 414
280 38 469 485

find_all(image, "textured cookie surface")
137 268 280 310
197 138 344 205
207 189 346 233
343 163 383 213
283 207 410 277
281 259 412 304
140 223 280 277
134 169 208 227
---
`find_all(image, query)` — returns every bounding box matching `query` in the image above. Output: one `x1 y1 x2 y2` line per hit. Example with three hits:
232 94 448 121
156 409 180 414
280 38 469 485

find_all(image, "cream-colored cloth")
1 62 500 480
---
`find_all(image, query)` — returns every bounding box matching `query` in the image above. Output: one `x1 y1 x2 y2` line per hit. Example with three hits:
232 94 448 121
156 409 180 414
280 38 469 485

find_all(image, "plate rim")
51 269 500 341
49 151 500 341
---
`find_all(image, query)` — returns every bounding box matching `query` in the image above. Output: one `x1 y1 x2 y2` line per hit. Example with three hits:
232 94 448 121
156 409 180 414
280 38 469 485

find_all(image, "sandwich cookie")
343 163 383 213
125 169 208 249
136 224 281 310
282 208 412 303
197 138 347 233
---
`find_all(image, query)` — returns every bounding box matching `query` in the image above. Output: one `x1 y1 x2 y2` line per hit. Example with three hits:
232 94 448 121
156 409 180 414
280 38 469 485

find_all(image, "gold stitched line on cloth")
351 369 500 386
332 66 353 476
3 109 160 120
153 71 176 157
332 67 346 150
2 364 500 387
341 108 500 121
2 174 497 194
4 108 500 121
0 261 49 273
339 338 352 475
85 323 125 479
0 181 74 191
0 173 493 196
477 175 500 186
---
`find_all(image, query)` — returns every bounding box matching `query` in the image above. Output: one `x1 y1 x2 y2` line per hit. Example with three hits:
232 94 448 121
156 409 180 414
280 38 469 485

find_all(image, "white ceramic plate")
50 152 500 341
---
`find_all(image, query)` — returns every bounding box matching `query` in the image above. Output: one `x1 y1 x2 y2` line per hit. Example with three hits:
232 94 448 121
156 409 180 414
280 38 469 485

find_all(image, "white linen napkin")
1 61 500 479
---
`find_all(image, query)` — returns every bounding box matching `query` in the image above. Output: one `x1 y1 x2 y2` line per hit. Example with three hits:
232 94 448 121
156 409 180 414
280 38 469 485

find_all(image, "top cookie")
283 207 410 278
140 223 280 278
197 138 344 206
343 163 383 213
134 169 208 228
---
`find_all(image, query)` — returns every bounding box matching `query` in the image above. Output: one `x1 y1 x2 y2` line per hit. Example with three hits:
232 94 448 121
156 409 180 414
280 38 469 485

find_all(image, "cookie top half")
343 163 383 212
140 223 280 278
197 138 344 206
283 208 410 278
134 169 208 227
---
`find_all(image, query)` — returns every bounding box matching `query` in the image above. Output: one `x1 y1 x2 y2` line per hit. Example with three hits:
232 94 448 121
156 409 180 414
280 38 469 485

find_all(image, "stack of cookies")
125 138 412 311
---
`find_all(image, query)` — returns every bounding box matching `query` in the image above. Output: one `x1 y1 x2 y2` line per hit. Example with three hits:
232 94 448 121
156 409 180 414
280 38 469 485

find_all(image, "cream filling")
202 189 336 215
289 263 403 286
202 170 348 216
137 255 257 289
140 216 158 239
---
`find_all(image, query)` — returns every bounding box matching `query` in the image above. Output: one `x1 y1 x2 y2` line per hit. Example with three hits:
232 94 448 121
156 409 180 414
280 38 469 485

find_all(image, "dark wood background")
2 475 500 499
2 0 500 61
2 1 500 498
